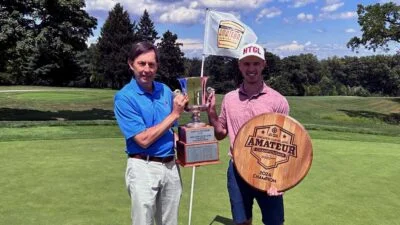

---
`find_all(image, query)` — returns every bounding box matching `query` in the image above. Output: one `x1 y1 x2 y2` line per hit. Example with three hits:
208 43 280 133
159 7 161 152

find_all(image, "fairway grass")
1 130 399 225
1 87 399 136
1 87 399 224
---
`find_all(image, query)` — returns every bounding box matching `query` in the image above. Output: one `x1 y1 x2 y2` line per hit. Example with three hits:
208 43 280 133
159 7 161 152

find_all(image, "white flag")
203 9 258 58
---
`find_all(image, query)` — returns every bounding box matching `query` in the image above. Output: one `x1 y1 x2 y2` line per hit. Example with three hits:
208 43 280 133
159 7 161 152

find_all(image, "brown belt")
128 154 175 163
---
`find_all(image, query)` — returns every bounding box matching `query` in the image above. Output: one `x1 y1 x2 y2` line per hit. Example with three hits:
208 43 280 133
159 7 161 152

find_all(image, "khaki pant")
125 158 182 225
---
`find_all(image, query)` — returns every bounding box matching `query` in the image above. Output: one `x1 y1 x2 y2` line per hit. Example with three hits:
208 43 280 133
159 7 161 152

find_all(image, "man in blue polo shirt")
114 41 188 225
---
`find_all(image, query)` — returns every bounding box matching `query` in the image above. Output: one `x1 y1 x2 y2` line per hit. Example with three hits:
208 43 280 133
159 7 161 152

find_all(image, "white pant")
125 158 182 225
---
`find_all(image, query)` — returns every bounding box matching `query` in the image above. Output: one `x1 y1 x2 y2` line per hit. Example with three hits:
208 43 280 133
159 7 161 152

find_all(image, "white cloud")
123 2 170 16
292 0 316 8
319 11 357 20
83 0 279 25
199 0 272 9
277 41 305 51
177 39 204 58
325 0 341 4
178 38 204 50
345 28 356 33
86 36 98 46
256 7 282 22
85 0 204 24
334 11 357 19
266 39 398 59
380 0 400 4
189 1 199 9
297 13 314 22
283 17 293 24
85 0 117 11
86 0 171 16
321 2 344 12
159 7 203 24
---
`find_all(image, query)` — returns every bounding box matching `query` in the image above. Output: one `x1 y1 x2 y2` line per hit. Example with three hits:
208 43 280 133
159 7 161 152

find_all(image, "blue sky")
85 0 399 59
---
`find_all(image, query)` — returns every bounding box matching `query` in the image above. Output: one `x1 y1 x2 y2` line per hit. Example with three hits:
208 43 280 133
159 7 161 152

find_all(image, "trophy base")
178 125 215 144
177 125 220 167
176 140 220 167
186 122 207 128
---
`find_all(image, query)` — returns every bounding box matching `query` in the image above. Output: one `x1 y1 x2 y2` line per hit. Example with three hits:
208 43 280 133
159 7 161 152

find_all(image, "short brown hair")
127 41 159 63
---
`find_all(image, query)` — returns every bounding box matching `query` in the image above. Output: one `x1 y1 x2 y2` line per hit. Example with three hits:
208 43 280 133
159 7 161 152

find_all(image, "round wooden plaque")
233 113 313 192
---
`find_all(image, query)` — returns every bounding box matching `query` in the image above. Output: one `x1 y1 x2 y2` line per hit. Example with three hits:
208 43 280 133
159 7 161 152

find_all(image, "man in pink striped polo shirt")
207 43 290 225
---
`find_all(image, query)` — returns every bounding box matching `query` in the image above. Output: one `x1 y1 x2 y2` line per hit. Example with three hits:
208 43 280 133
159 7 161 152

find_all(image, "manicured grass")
1 86 399 136
0 86 399 224
288 96 400 136
0 131 399 225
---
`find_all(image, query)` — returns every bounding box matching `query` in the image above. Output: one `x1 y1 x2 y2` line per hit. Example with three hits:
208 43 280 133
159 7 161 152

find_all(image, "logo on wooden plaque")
245 125 297 170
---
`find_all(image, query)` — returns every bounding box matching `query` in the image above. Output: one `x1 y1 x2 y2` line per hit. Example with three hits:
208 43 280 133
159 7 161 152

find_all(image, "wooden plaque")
233 113 313 192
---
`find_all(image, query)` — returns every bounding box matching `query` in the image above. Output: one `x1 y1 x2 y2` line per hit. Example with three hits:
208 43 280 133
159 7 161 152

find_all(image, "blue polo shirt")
114 78 175 157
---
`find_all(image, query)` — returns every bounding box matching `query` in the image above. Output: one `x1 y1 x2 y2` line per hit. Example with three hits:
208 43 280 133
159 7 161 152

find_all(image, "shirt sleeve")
277 97 290 116
114 95 146 140
170 91 178 127
218 96 228 130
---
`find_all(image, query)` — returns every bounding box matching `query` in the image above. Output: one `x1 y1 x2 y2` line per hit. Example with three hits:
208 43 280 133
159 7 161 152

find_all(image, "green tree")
0 0 97 85
74 44 99 87
322 56 347 85
204 56 235 93
97 3 137 89
137 10 158 43
156 30 185 90
342 56 363 87
388 64 400 96
347 2 400 52
268 73 298 96
224 57 240 91
279 54 323 96
0 0 34 81
264 51 281 80
0 1 38 84
184 57 202 77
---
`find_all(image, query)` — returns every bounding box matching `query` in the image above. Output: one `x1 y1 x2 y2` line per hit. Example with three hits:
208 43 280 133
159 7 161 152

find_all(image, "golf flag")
203 9 258 58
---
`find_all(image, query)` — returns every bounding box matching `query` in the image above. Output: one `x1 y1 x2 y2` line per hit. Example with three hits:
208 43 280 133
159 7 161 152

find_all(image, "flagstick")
187 7 210 224
188 165 196 225
187 54 206 225
200 54 205 78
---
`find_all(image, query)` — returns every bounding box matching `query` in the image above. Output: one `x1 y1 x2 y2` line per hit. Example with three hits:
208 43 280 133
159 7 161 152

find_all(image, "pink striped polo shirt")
218 82 290 155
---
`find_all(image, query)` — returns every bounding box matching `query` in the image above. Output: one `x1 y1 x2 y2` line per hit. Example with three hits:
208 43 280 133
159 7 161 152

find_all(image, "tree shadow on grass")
208 215 234 225
391 98 400 104
0 108 115 121
338 109 400 125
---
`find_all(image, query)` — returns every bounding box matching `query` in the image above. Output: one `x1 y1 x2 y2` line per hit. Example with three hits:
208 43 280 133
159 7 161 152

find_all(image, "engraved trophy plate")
178 126 215 144
175 76 220 167
177 141 219 166
233 113 313 192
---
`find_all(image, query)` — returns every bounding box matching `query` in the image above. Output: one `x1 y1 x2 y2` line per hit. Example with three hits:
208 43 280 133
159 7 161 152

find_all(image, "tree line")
201 54 400 97
1 1 399 96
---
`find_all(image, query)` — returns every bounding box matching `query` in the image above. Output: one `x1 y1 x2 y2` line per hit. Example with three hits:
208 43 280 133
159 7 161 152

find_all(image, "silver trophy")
176 77 214 128
175 76 219 167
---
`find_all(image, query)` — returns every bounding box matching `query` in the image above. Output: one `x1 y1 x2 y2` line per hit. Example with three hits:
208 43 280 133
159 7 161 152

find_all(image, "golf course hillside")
0 86 399 225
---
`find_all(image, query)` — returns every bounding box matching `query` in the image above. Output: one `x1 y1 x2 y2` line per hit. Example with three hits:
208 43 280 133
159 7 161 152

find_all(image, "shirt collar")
129 78 161 95
238 82 268 97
